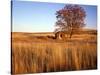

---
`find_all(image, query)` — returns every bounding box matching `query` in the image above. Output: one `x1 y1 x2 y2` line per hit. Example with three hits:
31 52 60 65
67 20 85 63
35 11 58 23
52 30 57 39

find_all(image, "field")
11 30 97 74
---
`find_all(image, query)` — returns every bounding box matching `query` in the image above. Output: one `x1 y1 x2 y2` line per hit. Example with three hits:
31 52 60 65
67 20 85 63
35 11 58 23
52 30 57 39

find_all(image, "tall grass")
12 40 97 74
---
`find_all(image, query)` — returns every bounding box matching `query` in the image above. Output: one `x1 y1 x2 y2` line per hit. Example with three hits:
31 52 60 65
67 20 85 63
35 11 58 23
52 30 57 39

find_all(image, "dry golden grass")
11 31 97 74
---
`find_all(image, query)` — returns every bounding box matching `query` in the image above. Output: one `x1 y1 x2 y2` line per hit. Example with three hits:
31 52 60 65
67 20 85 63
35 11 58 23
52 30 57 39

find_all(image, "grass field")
11 30 97 74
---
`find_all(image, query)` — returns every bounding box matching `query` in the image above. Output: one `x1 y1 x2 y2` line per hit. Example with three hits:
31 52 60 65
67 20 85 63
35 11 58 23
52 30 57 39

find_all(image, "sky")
12 1 97 32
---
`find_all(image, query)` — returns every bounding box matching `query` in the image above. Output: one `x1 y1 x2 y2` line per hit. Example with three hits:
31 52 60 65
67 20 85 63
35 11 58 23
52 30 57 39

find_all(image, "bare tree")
55 5 86 38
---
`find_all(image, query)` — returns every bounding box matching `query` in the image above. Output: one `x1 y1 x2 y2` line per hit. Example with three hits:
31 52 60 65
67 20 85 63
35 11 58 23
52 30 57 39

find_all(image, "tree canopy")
55 5 86 38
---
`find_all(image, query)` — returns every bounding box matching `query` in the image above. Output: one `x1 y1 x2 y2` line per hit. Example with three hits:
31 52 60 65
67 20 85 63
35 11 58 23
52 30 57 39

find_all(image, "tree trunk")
69 30 73 38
